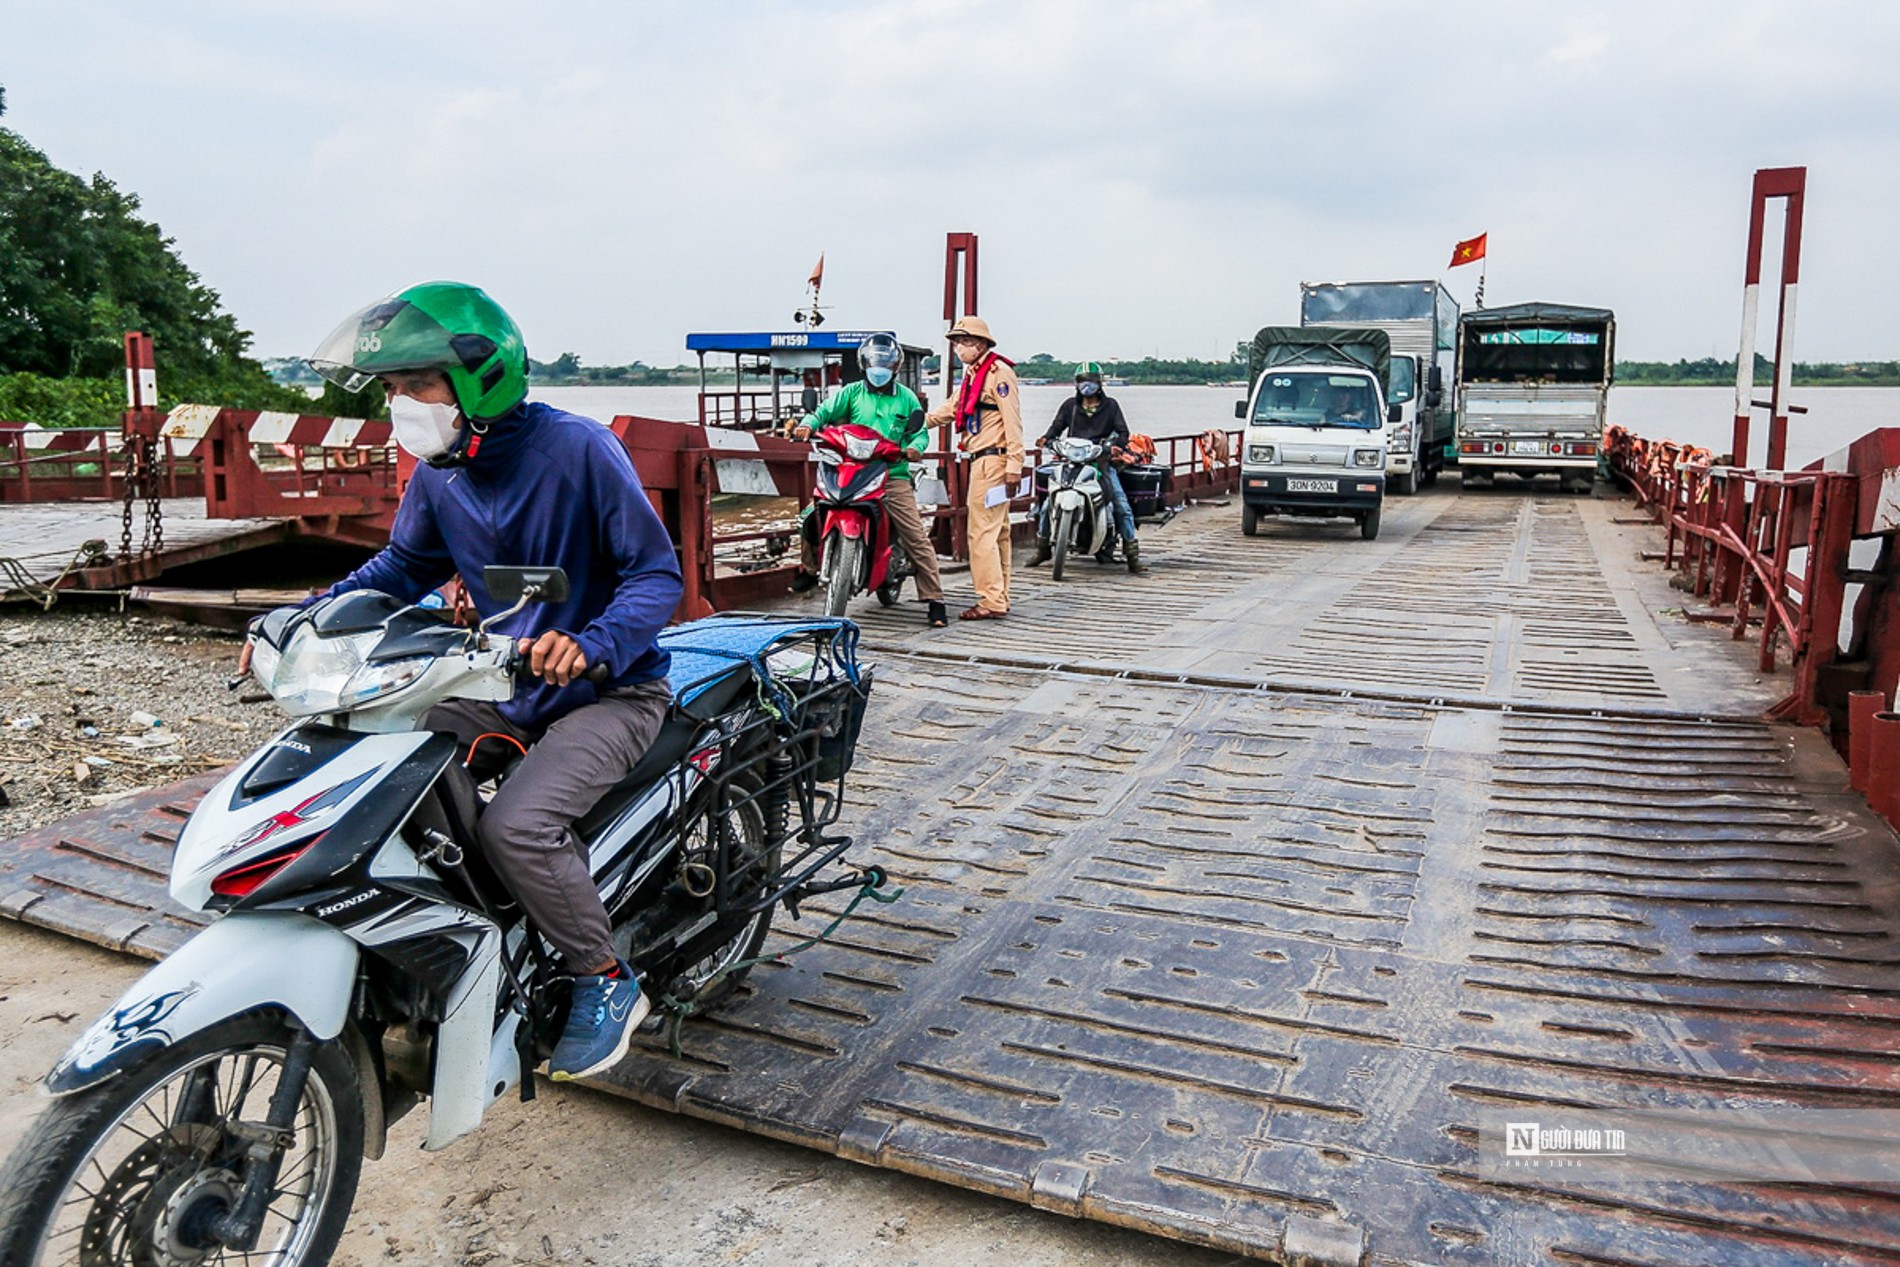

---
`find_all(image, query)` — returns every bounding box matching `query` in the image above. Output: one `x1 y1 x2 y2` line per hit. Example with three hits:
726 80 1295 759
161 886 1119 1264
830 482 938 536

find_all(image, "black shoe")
926 601 948 628
789 569 819 594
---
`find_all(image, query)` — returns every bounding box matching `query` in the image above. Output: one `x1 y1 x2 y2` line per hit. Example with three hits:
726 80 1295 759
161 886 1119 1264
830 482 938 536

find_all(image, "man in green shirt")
790 334 947 627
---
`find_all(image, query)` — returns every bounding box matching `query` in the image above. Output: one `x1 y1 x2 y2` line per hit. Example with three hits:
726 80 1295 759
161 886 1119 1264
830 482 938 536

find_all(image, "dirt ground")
0 606 1240 1266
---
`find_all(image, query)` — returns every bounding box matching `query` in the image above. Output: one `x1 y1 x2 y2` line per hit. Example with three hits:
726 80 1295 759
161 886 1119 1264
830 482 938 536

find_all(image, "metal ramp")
594 652 1900 1265
6 488 1900 1264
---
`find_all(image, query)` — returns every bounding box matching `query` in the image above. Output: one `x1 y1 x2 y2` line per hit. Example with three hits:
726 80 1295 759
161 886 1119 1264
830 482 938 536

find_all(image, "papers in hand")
984 483 1012 509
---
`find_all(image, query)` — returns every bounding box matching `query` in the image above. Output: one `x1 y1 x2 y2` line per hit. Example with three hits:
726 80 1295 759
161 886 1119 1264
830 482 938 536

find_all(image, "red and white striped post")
1731 167 1806 470
123 331 156 416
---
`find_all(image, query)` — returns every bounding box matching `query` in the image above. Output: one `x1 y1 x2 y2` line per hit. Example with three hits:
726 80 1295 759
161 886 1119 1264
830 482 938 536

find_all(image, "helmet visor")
307 298 462 393
857 337 903 373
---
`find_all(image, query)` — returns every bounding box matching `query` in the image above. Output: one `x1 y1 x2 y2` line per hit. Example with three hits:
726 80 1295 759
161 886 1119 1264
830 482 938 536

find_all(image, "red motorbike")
807 422 914 617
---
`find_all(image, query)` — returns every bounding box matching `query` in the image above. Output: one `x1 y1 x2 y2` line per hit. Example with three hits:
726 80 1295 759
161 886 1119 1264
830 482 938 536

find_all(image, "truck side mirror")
1428 364 1444 392
1425 389 1443 409
800 386 820 413
1234 400 1246 420
1387 403 1403 424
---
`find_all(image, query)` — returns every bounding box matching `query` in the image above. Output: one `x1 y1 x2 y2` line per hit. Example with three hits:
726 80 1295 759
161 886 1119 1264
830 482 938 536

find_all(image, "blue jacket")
329 402 684 729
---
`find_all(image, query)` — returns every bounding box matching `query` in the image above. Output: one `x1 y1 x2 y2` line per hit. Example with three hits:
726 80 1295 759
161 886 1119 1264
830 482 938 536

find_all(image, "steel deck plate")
5 487 1900 1264
592 655 1900 1265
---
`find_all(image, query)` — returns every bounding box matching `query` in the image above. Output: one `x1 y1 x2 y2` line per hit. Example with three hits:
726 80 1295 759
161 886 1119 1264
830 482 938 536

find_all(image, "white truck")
1235 326 1397 541
1299 281 1458 495
1454 302 1615 492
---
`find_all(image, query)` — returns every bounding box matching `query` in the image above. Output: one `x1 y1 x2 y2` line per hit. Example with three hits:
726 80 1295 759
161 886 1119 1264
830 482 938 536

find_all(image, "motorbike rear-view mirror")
485 566 571 605
801 387 820 413
1234 400 1246 420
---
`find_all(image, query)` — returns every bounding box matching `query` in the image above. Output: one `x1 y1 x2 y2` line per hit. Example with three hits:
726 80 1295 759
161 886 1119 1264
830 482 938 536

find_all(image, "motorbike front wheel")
0 1013 364 1267
1050 506 1075 581
822 534 863 618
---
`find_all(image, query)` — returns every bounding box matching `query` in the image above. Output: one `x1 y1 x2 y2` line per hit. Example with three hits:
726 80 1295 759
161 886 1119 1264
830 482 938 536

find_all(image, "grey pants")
427 677 672 970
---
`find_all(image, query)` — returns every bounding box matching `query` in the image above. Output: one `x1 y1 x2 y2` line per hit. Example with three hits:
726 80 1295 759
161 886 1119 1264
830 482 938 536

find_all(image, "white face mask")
387 395 463 460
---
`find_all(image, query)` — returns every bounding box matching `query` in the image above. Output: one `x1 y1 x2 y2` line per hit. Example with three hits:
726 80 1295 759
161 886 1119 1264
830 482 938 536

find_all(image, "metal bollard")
1849 690 1886 793
1868 711 1900 827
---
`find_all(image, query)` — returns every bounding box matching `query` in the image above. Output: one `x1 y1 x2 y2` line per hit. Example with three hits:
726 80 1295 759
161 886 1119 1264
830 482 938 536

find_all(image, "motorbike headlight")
248 635 282 692
1248 444 1275 464
342 656 432 707
1353 449 1382 468
266 627 426 715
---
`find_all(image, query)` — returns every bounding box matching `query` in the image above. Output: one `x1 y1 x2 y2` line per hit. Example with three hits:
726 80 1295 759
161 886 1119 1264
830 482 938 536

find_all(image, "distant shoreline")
523 375 1900 389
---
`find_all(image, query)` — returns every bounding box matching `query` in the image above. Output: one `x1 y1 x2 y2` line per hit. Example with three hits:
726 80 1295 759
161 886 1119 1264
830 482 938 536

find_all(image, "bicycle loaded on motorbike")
0 285 886 1267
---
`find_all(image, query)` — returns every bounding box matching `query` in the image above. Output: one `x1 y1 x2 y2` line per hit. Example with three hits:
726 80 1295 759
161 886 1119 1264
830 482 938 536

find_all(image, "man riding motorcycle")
299 281 685 1080
789 333 948 628
1030 362 1148 573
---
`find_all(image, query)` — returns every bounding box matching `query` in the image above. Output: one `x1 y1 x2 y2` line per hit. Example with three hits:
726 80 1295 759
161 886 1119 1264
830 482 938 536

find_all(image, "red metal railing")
615 414 1242 619
0 425 207 502
1607 424 1859 729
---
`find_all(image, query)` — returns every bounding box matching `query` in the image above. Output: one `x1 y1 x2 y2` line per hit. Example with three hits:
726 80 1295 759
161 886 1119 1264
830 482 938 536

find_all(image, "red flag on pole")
807 254 825 287
1448 233 1487 268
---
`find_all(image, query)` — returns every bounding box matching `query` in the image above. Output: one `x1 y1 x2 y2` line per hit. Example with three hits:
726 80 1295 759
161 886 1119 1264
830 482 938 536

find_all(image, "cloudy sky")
7 1 1898 365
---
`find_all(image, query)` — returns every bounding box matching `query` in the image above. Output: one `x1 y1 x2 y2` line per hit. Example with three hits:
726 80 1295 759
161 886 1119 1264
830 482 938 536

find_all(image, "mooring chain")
117 435 164 560
117 437 139 561
142 438 164 556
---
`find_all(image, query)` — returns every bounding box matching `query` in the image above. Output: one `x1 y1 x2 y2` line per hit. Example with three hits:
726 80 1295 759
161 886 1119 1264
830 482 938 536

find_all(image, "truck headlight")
1248 444 1275 464
1353 450 1382 468
1389 427 1413 449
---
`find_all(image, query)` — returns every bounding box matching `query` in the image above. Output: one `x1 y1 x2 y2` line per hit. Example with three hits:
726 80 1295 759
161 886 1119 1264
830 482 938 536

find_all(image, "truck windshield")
1389 358 1415 405
1253 373 1379 430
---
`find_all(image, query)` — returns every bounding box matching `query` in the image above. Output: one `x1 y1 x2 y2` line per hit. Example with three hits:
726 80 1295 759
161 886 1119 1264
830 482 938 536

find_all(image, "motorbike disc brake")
80 1123 229 1267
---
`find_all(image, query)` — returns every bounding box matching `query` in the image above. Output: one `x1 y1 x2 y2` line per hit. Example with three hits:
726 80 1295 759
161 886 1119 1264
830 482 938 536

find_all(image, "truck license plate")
1511 440 1548 455
1286 478 1336 493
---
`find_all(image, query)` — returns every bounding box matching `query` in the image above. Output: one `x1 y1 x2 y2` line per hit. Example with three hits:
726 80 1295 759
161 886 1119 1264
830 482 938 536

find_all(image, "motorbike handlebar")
503 640 612 685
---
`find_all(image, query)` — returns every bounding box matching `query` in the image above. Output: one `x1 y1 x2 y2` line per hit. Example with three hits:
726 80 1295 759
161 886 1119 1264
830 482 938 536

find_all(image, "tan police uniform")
926 319 1023 615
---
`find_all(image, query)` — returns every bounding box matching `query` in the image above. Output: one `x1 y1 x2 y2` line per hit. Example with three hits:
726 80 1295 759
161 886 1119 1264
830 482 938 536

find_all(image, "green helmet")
307 282 529 421
1073 361 1104 382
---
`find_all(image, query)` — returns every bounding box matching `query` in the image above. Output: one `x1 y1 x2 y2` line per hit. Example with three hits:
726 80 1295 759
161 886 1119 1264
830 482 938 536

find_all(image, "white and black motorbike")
1036 436 1119 581
0 567 876 1267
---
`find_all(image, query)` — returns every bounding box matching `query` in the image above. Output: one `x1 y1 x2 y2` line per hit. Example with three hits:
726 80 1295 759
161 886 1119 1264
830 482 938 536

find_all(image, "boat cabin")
685 330 934 429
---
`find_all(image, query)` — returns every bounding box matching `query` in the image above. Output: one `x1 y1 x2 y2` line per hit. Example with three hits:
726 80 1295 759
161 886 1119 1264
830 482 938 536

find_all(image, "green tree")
0 96 305 415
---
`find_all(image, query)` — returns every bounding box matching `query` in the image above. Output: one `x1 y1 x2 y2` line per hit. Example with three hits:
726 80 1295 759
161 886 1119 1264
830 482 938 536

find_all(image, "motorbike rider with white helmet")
789 333 948 627
299 281 684 1080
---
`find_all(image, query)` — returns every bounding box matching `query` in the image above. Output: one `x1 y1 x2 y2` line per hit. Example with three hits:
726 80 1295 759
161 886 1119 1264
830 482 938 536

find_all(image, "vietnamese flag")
808 253 825 287
1449 233 1487 268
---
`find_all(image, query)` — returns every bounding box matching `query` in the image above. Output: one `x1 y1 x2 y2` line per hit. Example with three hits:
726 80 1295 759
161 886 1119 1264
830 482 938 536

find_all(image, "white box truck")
1454 302 1615 492
1236 327 1398 541
1300 280 1458 495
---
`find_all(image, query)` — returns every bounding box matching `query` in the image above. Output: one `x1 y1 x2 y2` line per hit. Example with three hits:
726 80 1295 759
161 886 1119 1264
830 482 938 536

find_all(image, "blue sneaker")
549 961 649 1081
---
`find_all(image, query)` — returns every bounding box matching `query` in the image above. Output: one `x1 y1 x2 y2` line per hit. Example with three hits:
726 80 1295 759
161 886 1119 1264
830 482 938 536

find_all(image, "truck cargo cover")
1249 326 1391 394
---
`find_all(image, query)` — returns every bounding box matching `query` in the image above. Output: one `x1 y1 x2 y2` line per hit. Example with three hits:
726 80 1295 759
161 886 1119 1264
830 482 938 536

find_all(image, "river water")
534 384 1900 471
